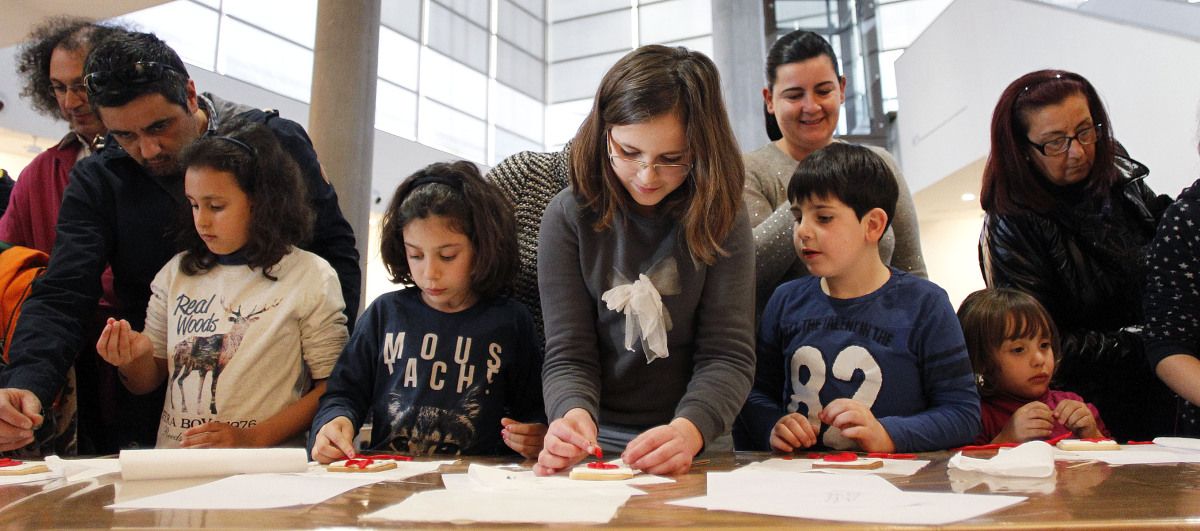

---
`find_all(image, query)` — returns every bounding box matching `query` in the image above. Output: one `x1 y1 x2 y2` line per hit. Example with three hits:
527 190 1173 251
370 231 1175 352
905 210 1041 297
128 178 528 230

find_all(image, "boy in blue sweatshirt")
740 143 979 453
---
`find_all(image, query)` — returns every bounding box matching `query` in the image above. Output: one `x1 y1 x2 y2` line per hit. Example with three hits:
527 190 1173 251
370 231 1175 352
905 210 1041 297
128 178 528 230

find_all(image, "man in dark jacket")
0 30 361 452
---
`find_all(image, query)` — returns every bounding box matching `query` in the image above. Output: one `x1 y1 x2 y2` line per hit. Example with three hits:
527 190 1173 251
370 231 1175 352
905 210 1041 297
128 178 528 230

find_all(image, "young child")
535 45 755 477
958 288 1109 444
310 161 545 460
740 143 980 453
95 119 348 448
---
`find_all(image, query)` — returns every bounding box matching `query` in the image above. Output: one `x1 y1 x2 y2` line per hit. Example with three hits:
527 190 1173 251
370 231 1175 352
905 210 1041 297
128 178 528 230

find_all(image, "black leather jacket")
979 155 1174 439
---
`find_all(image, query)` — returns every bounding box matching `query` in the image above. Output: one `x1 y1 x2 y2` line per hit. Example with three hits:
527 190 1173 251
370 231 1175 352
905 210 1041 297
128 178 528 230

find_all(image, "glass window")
545 98 592 148
378 28 420 91
217 18 314 103
500 0 545 59
638 0 712 45
420 50 488 119
419 98 486 162
659 35 713 58
510 0 546 20
117 1 219 71
549 0 628 22
381 0 422 40
549 50 627 103
427 2 489 73
492 82 544 143
375 80 417 140
497 41 545 101
774 0 838 31
549 10 631 61
493 126 542 165
434 0 489 28
878 0 954 51
222 0 318 49
878 49 904 103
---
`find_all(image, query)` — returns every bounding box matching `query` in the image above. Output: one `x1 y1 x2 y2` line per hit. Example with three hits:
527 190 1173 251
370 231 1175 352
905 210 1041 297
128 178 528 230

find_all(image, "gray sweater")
743 141 926 309
537 189 755 445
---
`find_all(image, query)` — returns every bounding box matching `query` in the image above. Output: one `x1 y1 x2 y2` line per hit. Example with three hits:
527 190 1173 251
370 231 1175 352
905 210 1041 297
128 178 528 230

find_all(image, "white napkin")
1152 437 1200 452
119 448 309 480
602 274 671 363
947 441 1055 478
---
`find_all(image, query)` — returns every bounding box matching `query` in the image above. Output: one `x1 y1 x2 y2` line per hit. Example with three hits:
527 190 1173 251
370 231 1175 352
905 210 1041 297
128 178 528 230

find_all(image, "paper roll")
119 448 309 481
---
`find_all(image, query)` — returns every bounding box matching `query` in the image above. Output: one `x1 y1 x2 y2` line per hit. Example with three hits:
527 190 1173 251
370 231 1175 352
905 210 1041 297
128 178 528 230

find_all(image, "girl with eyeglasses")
745 30 927 314
534 45 753 476
979 69 1174 442
94 119 349 449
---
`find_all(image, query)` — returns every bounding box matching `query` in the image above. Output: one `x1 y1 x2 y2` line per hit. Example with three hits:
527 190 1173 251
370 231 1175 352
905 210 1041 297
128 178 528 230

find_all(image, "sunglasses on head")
84 61 183 95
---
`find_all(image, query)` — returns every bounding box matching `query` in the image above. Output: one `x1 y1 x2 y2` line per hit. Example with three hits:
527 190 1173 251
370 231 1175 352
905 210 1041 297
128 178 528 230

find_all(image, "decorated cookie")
0 458 50 476
568 461 638 481
1056 439 1120 451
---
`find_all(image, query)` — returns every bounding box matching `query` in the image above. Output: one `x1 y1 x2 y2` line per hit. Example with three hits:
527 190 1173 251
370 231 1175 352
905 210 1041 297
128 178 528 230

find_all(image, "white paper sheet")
119 448 308 480
45 456 121 482
669 468 1025 526
303 460 452 482
748 457 931 477
361 488 630 524
108 473 380 509
947 468 1057 495
1053 444 1200 465
1152 437 1200 452
448 463 669 496
949 441 1055 477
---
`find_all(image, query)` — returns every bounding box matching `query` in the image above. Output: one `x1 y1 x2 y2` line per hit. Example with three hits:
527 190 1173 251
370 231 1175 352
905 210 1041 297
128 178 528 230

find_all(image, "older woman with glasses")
979 69 1174 441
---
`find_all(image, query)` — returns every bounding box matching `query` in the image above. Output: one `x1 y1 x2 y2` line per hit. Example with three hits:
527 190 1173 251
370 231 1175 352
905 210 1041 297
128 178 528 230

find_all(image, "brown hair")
956 288 1061 397
379 161 517 299
569 45 744 265
980 69 1119 216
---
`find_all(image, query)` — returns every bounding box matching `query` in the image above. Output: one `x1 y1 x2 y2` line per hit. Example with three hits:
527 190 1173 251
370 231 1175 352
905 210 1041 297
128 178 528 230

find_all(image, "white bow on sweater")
602 271 675 364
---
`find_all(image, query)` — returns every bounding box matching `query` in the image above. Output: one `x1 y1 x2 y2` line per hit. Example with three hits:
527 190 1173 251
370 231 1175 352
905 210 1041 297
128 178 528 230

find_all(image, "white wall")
895 0 1200 198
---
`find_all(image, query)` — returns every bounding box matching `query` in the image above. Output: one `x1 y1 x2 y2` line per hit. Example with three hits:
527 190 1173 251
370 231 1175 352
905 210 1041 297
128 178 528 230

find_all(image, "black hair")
787 143 897 232
84 30 190 110
16 17 122 117
764 30 841 141
380 161 517 299
178 119 313 279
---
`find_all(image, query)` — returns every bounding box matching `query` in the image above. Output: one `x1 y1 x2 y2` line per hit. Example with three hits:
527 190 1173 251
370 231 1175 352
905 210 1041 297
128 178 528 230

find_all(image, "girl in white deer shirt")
95 120 348 449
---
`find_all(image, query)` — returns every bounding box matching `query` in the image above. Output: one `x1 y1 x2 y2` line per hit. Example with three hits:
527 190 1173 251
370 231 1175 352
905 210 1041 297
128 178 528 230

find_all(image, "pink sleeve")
0 164 38 247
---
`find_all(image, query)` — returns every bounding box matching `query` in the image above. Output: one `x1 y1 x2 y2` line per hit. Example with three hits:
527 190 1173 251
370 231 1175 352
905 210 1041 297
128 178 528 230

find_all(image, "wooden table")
1 451 1199 529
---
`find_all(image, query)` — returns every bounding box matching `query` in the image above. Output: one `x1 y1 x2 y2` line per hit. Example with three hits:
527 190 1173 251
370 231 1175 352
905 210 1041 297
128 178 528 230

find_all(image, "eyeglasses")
84 61 182 95
606 135 691 179
1027 124 1101 156
51 82 87 97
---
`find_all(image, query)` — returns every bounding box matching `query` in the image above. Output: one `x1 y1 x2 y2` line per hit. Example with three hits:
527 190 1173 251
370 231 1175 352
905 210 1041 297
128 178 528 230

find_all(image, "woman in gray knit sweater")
747 30 926 310
533 45 754 477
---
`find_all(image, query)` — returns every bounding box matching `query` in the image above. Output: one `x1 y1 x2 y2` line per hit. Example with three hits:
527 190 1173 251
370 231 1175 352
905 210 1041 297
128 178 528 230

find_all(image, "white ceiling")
2 0 169 49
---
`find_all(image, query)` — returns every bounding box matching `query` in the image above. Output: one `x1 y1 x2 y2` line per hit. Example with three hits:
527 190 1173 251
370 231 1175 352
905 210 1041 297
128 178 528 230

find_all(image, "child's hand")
95 318 153 367
312 416 357 464
770 412 817 452
622 417 704 476
534 408 597 476
995 401 1053 443
819 398 895 453
500 417 546 460
181 421 257 448
1054 399 1102 439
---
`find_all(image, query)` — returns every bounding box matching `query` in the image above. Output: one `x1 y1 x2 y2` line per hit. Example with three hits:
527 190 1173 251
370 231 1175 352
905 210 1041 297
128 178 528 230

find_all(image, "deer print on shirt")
170 298 280 414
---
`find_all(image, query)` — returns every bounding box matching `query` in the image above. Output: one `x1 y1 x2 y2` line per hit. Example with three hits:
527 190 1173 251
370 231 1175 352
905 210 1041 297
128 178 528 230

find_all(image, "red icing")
1125 441 1154 445
342 454 413 468
587 462 618 470
867 452 916 459
1045 432 1072 445
591 446 603 459
0 458 22 468
1080 438 1115 443
822 452 858 462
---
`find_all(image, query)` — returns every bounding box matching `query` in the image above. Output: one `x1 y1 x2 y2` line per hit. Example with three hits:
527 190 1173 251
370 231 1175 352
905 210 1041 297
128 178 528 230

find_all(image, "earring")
975 374 986 387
